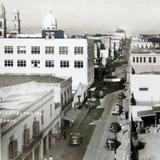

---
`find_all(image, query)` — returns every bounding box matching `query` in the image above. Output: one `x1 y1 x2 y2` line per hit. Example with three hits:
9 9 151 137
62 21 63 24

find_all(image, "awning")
63 109 81 123
137 110 156 118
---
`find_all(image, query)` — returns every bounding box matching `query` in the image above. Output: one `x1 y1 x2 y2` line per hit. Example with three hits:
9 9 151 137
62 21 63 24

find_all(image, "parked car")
119 92 125 99
112 104 122 115
69 132 83 145
85 98 96 108
105 138 118 150
110 122 121 133
97 90 104 98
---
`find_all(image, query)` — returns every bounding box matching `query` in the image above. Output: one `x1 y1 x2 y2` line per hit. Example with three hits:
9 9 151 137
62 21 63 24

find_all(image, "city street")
51 39 130 160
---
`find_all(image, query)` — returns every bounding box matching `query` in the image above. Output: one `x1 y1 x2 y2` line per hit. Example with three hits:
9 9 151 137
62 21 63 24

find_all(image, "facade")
131 74 160 105
0 38 94 90
0 75 72 160
11 9 21 34
131 36 160 73
0 3 6 38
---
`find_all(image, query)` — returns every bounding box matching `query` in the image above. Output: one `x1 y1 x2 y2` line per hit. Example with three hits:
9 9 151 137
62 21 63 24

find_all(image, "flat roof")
0 74 65 87
137 110 155 117
0 90 50 120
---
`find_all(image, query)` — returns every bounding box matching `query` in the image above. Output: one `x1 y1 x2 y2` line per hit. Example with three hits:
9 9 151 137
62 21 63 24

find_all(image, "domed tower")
0 3 7 38
42 9 65 39
42 9 57 30
11 9 21 34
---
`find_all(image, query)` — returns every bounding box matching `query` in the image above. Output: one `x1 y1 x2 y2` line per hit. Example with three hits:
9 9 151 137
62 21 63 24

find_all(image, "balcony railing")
33 131 43 143
22 138 35 153
9 152 22 160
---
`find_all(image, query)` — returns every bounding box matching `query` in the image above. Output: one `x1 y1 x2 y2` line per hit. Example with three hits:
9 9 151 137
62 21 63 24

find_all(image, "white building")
131 48 160 73
0 4 94 91
131 74 160 105
0 74 72 160
0 38 94 90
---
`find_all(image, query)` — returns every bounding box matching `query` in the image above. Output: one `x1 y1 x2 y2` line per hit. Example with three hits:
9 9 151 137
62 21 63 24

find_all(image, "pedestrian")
63 130 67 139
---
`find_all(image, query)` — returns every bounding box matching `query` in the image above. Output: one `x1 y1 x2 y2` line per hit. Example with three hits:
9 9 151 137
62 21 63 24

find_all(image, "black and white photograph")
0 0 160 160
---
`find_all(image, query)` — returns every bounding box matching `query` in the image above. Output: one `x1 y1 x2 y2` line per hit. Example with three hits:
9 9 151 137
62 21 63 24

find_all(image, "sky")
2 0 160 35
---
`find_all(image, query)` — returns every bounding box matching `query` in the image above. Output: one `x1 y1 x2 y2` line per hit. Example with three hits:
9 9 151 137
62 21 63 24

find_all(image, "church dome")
0 3 6 18
43 9 57 30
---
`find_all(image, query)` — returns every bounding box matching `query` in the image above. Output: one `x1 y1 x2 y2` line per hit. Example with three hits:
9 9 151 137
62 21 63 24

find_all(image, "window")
153 57 156 63
50 104 53 117
33 120 40 135
60 60 69 68
17 60 26 67
45 46 54 54
55 103 60 110
149 57 152 63
132 57 135 63
23 127 30 145
74 60 83 68
17 46 26 54
140 57 142 63
31 46 40 54
0 21 2 28
4 46 13 54
4 60 13 67
136 57 139 63
41 111 44 125
0 31 2 36
45 60 54 68
8 137 18 159
144 57 146 63
139 88 148 91
31 60 40 68
59 46 68 54
74 47 83 54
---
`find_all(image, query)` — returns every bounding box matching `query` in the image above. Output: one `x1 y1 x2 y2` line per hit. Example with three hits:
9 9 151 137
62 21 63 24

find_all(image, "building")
0 3 6 38
131 36 160 73
11 9 21 34
0 4 94 92
0 38 94 90
0 74 72 160
131 74 160 106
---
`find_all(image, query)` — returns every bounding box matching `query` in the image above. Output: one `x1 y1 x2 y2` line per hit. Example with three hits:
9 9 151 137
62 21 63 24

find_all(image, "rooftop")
0 74 65 88
131 48 160 54
0 90 50 120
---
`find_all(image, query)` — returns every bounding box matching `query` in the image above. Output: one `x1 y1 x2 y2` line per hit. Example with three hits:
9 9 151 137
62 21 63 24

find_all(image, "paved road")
51 39 131 160
83 91 122 160
58 105 104 160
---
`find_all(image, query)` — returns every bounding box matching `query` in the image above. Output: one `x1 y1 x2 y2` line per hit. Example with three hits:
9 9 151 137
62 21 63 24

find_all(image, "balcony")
9 152 22 160
22 139 35 153
33 131 43 143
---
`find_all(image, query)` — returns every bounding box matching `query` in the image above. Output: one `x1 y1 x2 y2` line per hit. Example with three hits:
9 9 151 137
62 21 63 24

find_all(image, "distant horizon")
2 0 160 36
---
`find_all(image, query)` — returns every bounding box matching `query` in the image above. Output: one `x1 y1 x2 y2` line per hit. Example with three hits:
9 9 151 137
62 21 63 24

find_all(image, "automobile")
85 98 96 108
112 104 122 115
119 92 125 99
105 138 118 150
97 90 104 98
69 132 83 145
110 122 121 133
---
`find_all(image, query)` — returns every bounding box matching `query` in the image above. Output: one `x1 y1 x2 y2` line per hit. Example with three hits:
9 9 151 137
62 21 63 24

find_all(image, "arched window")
8 136 18 159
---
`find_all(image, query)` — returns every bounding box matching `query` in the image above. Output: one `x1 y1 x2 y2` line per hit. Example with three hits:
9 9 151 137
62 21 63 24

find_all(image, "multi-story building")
131 36 160 73
0 74 72 160
0 4 94 92
0 38 94 90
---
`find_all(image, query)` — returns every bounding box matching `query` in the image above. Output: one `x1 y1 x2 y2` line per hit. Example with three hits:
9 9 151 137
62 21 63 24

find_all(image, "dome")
42 9 57 30
0 3 6 18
